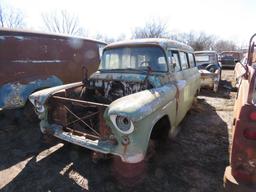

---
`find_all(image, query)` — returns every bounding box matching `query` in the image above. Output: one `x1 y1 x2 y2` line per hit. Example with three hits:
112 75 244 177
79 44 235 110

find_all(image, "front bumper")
199 70 220 92
52 124 115 154
223 166 256 192
45 124 144 163
200 75 215 87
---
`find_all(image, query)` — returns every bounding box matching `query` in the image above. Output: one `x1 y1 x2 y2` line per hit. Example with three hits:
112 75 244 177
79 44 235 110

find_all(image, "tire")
111 156 146 186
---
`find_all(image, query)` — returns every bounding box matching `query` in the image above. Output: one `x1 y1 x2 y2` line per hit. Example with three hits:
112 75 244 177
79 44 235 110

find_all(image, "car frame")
29 38 200 164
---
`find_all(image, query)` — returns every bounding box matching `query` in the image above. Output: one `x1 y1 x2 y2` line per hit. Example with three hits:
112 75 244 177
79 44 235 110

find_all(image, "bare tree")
94 33 126 44
174 32 216 51
0 2 25 28
94 34 115 44
191 32 216 51
213 40 237 53
42 10 85 36
173 31 239 52
132 19 169 39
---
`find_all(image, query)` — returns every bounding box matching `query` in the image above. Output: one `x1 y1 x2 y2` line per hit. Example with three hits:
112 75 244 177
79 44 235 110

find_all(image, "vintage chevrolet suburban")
29 39 200 164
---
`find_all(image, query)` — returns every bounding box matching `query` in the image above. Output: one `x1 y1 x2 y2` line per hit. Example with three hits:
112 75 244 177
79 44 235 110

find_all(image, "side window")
179 52 189 70
188 53 196 67
168 50 181 72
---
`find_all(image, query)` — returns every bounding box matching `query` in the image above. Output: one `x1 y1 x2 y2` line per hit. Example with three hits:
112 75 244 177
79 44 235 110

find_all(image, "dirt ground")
0 70 236 192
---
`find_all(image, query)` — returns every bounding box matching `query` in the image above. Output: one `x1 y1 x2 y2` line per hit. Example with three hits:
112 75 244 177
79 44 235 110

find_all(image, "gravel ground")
0 70 235 192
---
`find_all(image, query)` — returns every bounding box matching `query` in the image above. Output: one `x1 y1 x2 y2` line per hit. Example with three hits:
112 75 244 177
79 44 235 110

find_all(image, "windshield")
195 53 218 66
195 55 210 62
221 52 240 60
100 46 168 72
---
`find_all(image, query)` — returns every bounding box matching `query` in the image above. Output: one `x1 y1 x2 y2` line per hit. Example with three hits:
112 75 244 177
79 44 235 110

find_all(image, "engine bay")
47 75 154 140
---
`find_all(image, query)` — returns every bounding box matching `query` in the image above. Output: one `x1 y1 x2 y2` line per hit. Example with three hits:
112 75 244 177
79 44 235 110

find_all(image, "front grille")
47 97 112 140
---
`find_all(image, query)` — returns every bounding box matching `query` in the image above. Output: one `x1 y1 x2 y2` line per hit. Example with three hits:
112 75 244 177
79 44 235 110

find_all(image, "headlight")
110 115 134 134
35 104 45 113
34 99 45 113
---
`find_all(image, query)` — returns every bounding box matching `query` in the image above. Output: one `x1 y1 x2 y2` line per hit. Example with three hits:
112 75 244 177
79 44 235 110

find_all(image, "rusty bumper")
50 124 114 153
223 166 256 192
47 124 144 163
200 75 215 88
199 70 220 92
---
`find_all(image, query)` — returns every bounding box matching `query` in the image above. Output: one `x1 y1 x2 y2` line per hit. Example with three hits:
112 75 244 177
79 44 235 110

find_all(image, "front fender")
29 81 83 106
0 75 63 110
108 84 177 122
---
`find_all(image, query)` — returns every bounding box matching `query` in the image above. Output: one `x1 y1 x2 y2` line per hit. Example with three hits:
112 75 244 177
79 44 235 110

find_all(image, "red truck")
0 29 106 112
224 34 256 191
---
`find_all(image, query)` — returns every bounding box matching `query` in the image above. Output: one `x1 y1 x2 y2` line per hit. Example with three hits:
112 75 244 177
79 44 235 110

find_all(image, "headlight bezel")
110 115 134 134
35 104 45 113
31 96 45 113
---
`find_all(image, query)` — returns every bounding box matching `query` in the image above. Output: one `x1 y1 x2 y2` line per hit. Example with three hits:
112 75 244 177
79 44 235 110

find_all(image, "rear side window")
179 52 189 70
188 53 196 67
169 50 181 72
172 51 181 71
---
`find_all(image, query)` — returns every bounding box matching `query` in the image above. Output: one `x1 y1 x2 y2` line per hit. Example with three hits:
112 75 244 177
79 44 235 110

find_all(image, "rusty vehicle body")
29 38 200 164
220 51 242 69
224 34 256 191
195 51 222 92
0 29 106 111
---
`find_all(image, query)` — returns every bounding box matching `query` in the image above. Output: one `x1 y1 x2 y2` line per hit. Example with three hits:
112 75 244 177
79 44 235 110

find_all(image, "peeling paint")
0 29 106 110
108 84 176 122
14 36 25 40
12 60 63 64
0 76 63 109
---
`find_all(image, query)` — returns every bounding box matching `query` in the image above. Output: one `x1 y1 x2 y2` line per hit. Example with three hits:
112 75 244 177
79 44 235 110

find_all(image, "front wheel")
111 156 146 186
111 139 158 185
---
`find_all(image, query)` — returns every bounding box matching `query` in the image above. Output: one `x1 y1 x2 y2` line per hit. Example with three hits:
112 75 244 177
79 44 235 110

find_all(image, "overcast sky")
4 0 256 46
